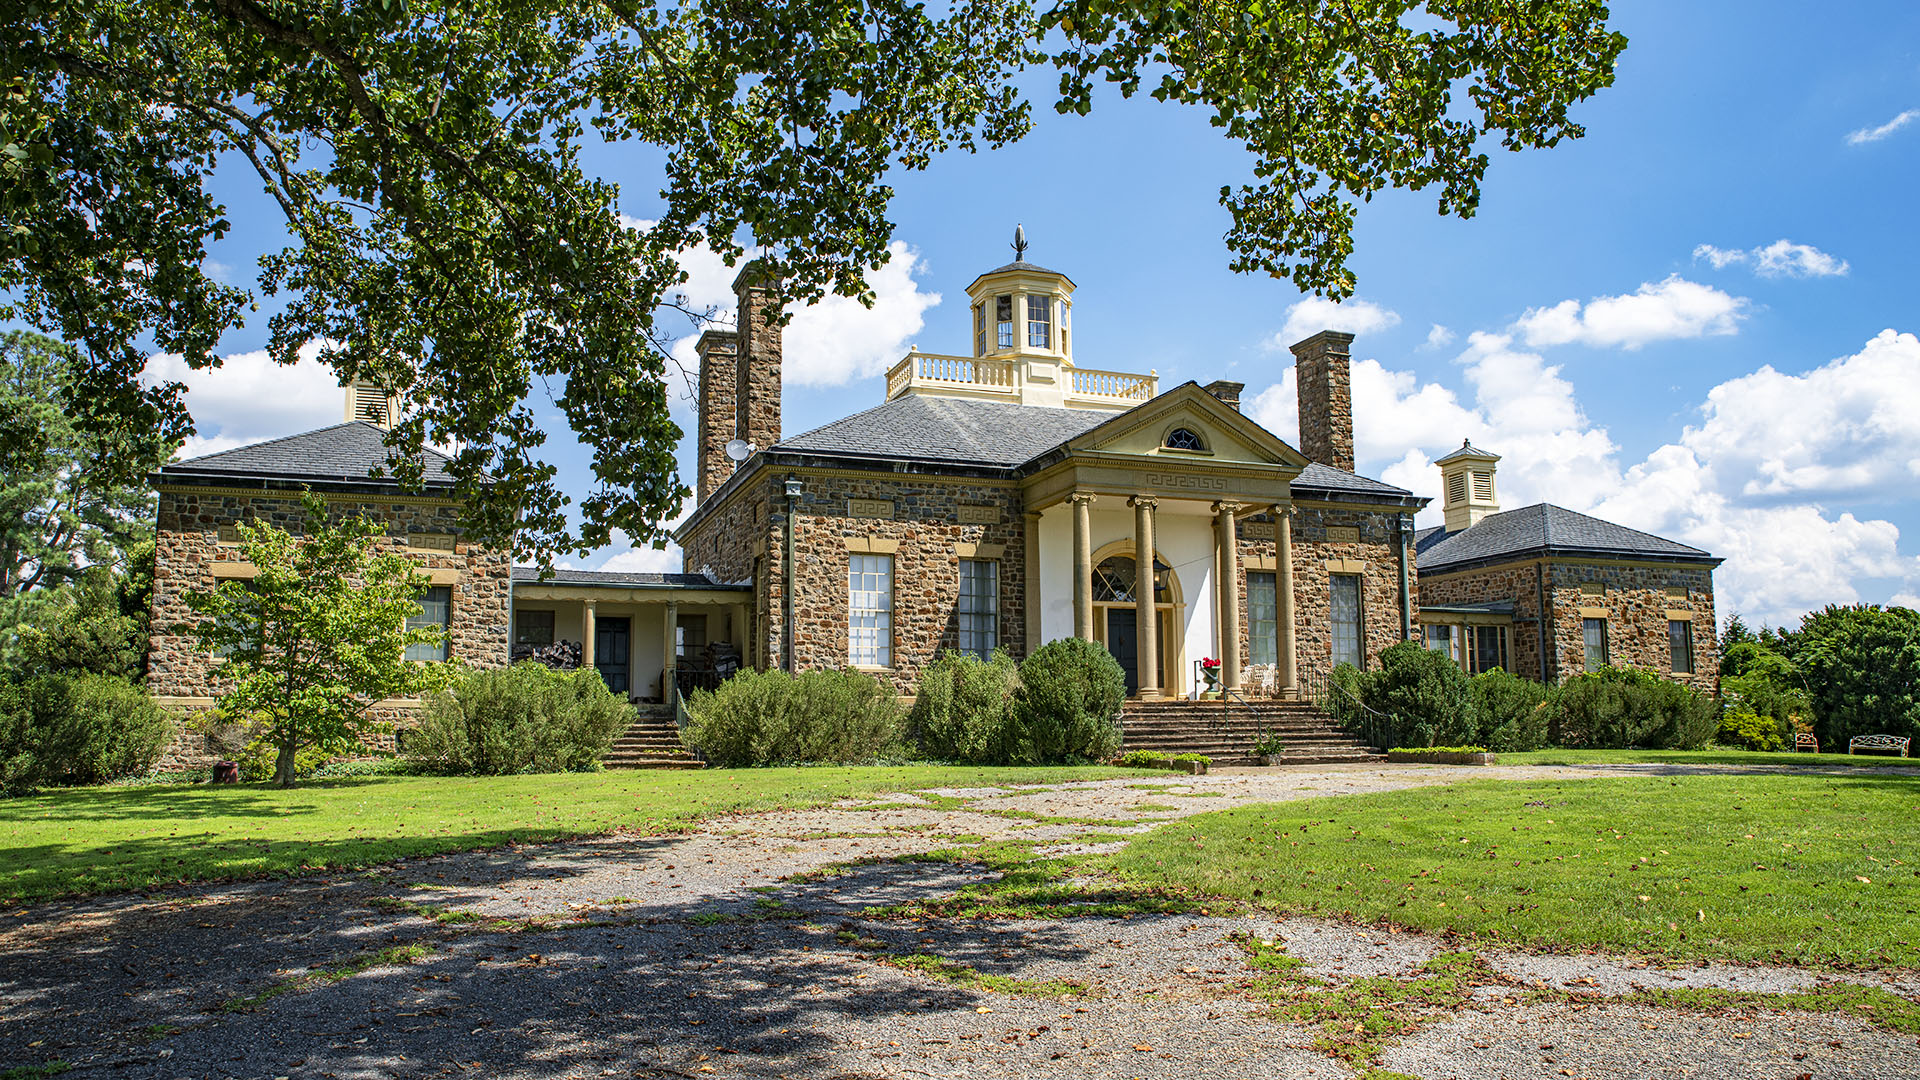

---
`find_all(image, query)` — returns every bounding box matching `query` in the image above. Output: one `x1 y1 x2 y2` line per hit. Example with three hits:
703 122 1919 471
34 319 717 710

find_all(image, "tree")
0 331 173 598
2 544 154 680
181 492 449 786
5 1 1625 559
1790 604 1920 749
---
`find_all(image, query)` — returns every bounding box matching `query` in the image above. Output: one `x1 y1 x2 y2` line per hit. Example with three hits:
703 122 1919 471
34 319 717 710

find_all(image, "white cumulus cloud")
1846 108 1919 145
1423 324 1456 350
1692 240 1849 279
142 341 346 461
1266 296 1401 350
1514 276 1746 350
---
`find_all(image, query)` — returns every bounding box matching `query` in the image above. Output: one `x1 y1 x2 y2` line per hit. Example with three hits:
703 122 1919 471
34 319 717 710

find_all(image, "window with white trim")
958 559 998 659
848 554 893 667
1026 294 1051 349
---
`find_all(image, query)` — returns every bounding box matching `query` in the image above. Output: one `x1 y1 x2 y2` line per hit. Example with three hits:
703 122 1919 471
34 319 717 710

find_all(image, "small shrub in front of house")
1006 637 1126 765
1119 749 1169 767
1550 666 1717 750
1360 641 1478 749
1717 706 1786 752
1470 668 1550 752
910 649 1020 764
0 672 176 793
405 662 630 774
681 667 905 767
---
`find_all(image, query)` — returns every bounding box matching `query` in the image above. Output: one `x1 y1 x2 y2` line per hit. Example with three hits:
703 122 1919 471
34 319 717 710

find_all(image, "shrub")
1789 604 1920 748
405 663 630 774
1550 666 1717 750
1359 641 1478 749
911 649 1020 764
1120 749 1169 767
1008 637 1126 765
1470 668 1550 752
681 667 904 767
0 673 175 793
1717 706 1786 752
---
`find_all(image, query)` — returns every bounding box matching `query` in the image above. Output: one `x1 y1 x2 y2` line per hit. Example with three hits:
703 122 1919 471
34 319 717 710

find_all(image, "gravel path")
3 762 1916 1079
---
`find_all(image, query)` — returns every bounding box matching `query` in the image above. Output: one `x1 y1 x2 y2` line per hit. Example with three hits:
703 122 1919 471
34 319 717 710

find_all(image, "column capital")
1127 494 1159 510
1270 503 1296 520
1211 499 1244 517
1068 490 1098 507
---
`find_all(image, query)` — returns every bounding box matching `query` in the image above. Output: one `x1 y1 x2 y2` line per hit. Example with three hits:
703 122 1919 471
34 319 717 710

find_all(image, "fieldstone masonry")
695 329 740 502
1291 330 1356 472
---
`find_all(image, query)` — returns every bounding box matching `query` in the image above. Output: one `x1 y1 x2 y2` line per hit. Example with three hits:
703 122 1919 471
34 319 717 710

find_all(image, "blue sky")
146 3 1920 628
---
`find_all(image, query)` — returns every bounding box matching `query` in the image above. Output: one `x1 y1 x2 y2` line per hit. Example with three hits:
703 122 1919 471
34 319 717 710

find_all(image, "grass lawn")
0 765 1123 903
1112 772 1920 968
1499 748 1920 769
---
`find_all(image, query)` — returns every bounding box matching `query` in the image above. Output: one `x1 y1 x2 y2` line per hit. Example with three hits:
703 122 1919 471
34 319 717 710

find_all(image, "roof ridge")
169 420 361 467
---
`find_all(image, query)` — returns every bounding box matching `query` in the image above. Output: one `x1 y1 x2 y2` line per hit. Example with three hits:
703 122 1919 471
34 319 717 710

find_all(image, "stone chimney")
733 261 783 457
1203 379 1245 412
1290 330 1355 472
1436 439 1501 533
695 328 739 503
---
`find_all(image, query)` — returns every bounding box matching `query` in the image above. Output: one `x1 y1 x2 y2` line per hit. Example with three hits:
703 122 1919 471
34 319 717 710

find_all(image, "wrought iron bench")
1848 734 1911 758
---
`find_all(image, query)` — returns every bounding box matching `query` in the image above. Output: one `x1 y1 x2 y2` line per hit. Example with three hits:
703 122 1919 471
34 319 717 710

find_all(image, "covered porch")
509 569 753 703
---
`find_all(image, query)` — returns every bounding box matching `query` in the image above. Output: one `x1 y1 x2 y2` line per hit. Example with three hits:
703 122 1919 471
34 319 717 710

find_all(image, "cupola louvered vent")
1435 439 1500 534
345 380 397 429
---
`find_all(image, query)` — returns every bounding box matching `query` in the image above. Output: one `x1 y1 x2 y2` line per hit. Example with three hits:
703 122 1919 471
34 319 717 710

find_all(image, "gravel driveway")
3 762 1915 1079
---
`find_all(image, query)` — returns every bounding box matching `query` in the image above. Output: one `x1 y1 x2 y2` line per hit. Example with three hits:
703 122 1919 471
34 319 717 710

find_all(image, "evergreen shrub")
1470 668 1550 752
1550 666 1716 750
1008 637 1125 765
1359 641 1478 749
681 667 904 767
910 649 1020 764
0 673 175 793
405 663 630 774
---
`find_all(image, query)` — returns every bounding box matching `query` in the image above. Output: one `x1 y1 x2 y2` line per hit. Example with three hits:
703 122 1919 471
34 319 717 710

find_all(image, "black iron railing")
1297 668 1397 751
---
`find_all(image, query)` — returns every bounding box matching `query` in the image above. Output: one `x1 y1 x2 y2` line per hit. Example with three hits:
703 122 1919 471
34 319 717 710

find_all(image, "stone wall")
146 487 511 760
679 472 779 669
1290 331 1356 472
1231 505 1409 684
1544 562 1719 686
695 330 740 503
784 472 1027 694
734 271 783 455
1415 561 1549 682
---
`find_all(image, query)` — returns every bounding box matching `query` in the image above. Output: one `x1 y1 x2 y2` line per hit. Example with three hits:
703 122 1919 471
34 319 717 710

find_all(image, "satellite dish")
724 439 754 463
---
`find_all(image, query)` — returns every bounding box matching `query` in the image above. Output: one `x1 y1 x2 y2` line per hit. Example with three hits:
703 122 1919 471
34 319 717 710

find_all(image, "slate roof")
159 422 458 487
1416 503 1717 572
1292 462 1416 501
968 260 1074 288
1434 439 1500 464
774 395 1110 467
511 567 749 590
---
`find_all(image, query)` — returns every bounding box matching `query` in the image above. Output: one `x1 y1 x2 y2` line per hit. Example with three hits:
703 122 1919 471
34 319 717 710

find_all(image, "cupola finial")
1011 223 1028 261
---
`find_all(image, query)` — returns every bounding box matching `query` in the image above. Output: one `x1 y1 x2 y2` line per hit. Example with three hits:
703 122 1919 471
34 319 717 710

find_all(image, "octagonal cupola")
965 224 1077 368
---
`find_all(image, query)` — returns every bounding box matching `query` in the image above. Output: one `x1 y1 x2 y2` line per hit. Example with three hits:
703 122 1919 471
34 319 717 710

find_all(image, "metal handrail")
1298 667 1397 751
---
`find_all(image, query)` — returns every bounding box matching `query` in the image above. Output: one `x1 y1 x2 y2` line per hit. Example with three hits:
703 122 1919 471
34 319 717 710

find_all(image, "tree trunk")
275 732 297 787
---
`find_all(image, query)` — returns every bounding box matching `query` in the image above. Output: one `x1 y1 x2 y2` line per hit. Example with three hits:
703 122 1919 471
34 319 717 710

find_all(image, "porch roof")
510 567 750 591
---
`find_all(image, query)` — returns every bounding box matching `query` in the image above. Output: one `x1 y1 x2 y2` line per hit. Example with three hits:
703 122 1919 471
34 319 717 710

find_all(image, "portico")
508 569 752 703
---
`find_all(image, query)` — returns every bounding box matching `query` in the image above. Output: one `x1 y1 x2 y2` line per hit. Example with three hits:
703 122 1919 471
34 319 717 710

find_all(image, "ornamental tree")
1787 604 1920 748
5 1 1625 560
181 492 449 786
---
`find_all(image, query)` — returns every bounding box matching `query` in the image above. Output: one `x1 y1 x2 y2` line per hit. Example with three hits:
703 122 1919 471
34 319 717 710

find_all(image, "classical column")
582 600 598 670
1274 504 1298 697
1023 508 1043 655
1071 492 1096 641
1130 495 1160 698
731 603 749 651
1214 500 1243 691
663 600 680 698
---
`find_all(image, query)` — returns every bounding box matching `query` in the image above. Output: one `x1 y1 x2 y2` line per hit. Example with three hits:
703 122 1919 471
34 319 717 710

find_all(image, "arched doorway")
1089 545 1183 695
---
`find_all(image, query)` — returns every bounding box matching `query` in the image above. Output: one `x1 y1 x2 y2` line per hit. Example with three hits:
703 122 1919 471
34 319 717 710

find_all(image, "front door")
595 617 631 695
1107 608 1139 695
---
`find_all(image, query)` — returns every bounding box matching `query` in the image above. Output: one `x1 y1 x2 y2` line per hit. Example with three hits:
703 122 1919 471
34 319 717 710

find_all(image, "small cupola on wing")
1436 439 1500 532
884 225 1156 410
345 378 399 429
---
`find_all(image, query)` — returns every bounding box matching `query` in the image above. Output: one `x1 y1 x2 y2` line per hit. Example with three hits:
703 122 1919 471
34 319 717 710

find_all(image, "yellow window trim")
1324 557 1366 574
956 542 1005 559
844 537 900 554
1577 606 1610 618
211 562 259 579
1245 554 1278 571
1665 609 1695 621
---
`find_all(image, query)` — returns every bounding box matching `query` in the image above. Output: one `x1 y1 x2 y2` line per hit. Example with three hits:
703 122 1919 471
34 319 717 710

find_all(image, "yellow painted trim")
1665 609 1695 621
844 537 901 554
1324 558 1367 574
426 568 462 586
210 562 259 579
956 542 1006 559
1420 555 1720 577
1245 554 1277 571
1578 606 1611 618
158 484 461 508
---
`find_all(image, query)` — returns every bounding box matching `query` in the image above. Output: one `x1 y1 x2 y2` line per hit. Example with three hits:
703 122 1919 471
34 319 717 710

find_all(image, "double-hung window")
406 586 453 661
994 295 1014 350
1248 572 1277 667
957 559 998 659
1582 617 1609 672
1469 625 1508 675
1026 295 1051 349
1330 574 1364 669
849 554 894 667
1669 619 1694 675
973 302 987 356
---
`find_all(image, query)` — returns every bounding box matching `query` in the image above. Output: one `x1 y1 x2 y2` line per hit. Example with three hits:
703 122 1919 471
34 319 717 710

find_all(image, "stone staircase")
1121 696 1384 766
604 706 703 770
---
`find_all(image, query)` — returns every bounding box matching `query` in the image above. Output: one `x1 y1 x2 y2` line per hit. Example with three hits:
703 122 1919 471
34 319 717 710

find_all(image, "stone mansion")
145 249 1722 719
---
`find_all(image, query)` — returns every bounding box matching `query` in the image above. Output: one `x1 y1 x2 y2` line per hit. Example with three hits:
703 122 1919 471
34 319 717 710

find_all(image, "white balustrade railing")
885 353 1018 398
1070 367 1156 402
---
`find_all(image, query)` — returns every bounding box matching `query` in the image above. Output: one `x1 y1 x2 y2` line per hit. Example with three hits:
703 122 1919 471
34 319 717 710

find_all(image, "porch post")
1274 504 1298 697
1214 500 1243 691
1130 495 1159 698
731 603 749 649
662 600 680 699
1071 491 1095 641
581 600 597 670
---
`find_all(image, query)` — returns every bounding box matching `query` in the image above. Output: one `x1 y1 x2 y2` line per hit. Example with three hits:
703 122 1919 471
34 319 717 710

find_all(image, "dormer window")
995 295 1014 350
1164 427 1206 452
974 302 986 356
1026 295 1052 349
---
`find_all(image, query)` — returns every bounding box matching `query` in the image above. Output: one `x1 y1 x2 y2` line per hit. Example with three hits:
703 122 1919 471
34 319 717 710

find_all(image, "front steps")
604 706 702 770
1121 697 1383 766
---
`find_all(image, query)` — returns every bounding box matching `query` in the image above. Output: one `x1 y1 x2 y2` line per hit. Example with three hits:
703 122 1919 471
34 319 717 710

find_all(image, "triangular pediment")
1063 382 1310 470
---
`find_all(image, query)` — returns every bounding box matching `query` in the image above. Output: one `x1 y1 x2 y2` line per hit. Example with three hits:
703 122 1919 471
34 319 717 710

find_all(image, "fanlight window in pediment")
1092 554 1171 604
1164 427 1206 452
